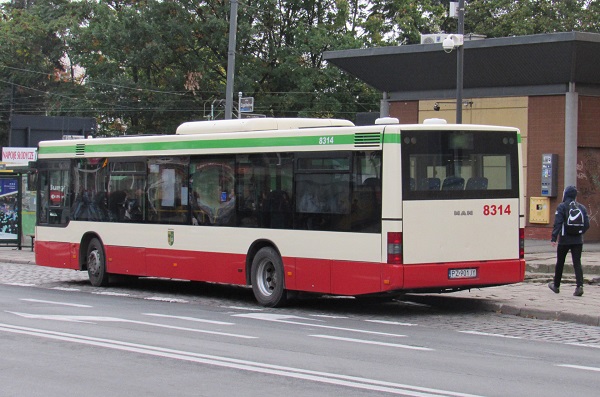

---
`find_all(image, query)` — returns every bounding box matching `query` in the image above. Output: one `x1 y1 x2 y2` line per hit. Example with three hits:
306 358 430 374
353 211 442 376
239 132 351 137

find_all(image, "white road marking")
556 364 600 373
226 305 264 311
51 287 81 292
145 297 189 303
567 342 600 349
5 283 36 287
401 301 432 308
143 313 234 325
458 330 521 339
0 322 483 397
20 298 92 308
7 312 97 323
234 313 406 338
366 320 417 326
310 315 349 319
7 312 255 339
310 335 434 351
92 291 132 297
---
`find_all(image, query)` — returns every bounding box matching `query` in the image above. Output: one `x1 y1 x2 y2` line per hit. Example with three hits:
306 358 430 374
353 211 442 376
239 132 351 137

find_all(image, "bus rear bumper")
397 258 526 292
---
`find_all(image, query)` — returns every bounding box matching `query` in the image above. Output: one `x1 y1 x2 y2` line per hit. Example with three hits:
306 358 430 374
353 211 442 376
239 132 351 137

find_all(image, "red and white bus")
34 117 525 306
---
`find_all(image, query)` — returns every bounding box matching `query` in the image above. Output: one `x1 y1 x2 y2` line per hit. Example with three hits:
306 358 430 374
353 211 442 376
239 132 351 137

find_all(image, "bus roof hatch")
176 118 354 135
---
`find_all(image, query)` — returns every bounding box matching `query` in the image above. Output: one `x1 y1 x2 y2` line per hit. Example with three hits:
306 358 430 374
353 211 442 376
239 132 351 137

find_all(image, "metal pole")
225 0 238 120
456 0 464 124
565 82 578 187
380 92 390 117
238 91 242 119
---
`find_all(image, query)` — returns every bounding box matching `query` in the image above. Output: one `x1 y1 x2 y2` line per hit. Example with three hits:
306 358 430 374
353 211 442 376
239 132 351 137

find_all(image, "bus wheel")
251 247 288 307
87 238 109 287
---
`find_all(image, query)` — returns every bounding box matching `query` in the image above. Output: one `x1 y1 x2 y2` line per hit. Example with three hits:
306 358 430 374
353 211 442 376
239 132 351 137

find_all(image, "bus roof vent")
354 132 382 147
75 143 86 156
375 117 399 125
423 118 447 124
176 118 354 134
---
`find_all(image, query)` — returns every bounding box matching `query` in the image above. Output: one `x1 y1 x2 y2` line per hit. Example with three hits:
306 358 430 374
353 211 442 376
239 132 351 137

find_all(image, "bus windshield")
401 129 519 200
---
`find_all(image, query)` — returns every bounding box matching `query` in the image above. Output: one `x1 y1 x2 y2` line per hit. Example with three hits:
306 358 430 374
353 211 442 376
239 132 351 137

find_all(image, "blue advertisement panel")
0 177 20 242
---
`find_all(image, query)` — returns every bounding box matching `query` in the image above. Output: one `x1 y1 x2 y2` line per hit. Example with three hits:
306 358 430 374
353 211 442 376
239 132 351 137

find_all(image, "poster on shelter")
0 177 19 241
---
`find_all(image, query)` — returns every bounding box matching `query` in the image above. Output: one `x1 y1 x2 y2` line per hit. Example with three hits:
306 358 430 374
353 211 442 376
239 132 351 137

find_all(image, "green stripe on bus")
383 133 401 144
39 134 360 155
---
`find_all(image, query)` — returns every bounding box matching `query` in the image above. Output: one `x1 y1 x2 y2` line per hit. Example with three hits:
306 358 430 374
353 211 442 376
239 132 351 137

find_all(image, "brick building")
324 32 600 241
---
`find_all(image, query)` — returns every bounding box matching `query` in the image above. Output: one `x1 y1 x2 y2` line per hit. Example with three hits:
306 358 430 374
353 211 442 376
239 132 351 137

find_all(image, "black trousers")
554 244 584 288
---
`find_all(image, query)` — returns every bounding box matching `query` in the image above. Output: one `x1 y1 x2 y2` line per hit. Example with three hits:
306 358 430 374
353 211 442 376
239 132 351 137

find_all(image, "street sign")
239 97 254 113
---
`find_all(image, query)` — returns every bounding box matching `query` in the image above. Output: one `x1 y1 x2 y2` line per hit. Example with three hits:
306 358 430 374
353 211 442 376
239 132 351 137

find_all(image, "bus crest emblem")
168 229 175 246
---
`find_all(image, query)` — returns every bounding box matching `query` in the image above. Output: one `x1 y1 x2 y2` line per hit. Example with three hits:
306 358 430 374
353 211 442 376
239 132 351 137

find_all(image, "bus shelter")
0 164 36 251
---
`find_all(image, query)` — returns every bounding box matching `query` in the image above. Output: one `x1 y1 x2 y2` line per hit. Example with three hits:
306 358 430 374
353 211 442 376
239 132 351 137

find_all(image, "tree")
68 0 223 135
0 0 85 145
64 0 380 133
362 0 448 45
237 0 378 118
4 0 593 140
466 0 593 37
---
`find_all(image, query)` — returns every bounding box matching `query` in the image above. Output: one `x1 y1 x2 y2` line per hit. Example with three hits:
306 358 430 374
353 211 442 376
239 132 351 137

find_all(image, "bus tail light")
519 228 525 259
387 232 403 264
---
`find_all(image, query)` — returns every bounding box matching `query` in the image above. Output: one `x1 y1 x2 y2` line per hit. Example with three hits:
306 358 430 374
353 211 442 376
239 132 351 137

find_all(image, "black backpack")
564 201 585 235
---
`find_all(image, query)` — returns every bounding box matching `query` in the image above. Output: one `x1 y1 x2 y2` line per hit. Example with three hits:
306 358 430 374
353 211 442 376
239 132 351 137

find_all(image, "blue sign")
0 177 19 242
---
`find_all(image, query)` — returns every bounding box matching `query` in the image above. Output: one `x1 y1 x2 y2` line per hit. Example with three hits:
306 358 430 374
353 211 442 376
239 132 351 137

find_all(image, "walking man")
549 186 589 296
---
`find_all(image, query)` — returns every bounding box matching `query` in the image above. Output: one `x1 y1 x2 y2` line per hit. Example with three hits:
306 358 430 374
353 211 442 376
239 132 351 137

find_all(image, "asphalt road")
1 283 599 397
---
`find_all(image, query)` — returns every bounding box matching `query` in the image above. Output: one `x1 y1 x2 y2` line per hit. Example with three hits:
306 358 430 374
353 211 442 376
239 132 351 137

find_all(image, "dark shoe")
548 282 559 294
574 286 584 297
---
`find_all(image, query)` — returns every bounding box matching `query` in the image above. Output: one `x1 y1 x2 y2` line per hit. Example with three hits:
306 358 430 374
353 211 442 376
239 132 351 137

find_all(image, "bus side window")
190 156 236 226
147 157 188 225
38 171 49 224
37 162 71 226
234 153 293 229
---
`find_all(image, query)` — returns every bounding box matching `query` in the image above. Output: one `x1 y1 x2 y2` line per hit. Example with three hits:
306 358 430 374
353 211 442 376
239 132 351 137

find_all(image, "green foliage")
466 0 594 37
0 0 86 143
364 0 447 45
0 0 597 140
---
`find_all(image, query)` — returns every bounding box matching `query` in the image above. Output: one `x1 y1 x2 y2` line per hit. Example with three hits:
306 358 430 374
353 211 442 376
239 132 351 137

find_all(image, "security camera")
433 102 440 111
442 34 464 54
442 37 455 53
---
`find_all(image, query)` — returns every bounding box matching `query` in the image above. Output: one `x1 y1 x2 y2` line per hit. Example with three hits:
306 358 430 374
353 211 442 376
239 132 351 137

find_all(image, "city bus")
33 117 525 307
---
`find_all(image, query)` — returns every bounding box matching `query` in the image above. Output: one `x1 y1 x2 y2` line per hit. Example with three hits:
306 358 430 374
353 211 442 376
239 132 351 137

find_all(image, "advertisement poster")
0 177 19 242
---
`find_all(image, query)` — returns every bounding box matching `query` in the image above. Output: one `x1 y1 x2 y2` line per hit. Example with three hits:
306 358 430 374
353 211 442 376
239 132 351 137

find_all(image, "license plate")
448 268 477 279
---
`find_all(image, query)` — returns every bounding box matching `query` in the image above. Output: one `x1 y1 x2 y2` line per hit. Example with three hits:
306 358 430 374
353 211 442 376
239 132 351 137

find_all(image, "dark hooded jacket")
551 185 590 245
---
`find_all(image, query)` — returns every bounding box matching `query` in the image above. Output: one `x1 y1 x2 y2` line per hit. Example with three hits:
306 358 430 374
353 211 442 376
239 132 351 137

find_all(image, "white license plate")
448 268 477 279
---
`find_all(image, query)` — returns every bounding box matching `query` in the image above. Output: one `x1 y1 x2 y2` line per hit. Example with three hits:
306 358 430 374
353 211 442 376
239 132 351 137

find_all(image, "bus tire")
87 238 109 287
251 247 288 307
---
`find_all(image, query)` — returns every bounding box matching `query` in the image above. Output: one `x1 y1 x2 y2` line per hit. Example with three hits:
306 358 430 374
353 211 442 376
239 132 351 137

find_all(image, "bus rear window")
402 130 519 200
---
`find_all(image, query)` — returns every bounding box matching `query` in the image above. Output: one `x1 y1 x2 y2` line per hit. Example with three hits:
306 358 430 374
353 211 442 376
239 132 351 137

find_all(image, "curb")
404 294 600 328
2 258 36 266
526 263 600 276
481 301 600 327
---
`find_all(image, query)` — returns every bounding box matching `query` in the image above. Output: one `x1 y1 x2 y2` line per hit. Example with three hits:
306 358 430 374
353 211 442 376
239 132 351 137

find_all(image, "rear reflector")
519 228 525 259
387 232 402 264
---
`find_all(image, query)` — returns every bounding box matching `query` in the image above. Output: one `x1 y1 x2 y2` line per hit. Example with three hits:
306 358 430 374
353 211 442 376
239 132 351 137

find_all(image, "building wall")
526 96 565 239
389 101 419 124
527 95 600 241
575 96 600 241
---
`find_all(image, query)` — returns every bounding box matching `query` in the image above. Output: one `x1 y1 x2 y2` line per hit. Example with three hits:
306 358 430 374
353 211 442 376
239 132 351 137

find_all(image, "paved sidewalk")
1 240 599 326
